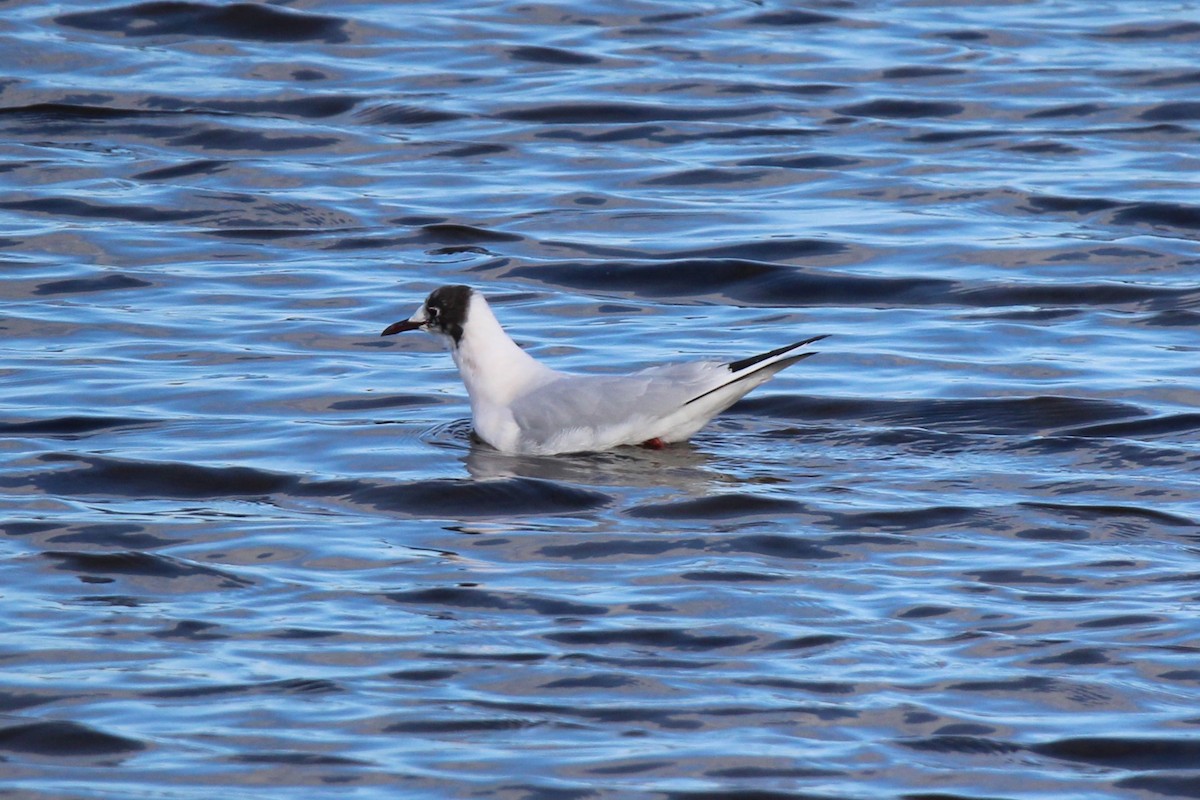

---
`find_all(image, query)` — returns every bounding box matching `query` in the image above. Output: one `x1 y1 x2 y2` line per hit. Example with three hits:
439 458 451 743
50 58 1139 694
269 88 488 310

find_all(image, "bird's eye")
427 305 440 321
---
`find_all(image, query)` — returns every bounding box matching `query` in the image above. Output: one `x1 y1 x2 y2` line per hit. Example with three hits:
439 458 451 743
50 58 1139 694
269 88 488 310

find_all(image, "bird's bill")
381 320 422 336
381 310 426 336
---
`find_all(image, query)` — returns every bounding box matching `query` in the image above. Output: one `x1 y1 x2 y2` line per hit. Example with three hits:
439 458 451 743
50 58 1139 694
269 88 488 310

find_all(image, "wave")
56 1 349 44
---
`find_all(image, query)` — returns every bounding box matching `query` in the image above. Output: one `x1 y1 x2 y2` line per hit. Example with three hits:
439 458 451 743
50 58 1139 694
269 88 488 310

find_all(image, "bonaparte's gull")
381 285 826 455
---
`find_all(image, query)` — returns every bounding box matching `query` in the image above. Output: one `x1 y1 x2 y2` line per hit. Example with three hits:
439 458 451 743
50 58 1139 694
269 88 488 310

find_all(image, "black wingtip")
684 336 828 408
727 334 830 374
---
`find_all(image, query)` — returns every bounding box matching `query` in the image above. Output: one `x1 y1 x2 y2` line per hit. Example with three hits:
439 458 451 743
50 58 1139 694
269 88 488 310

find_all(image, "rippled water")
3 1 1200 797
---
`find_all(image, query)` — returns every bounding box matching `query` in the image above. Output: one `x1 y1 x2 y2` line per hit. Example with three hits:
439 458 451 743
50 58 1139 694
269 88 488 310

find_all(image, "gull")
381 285 826 455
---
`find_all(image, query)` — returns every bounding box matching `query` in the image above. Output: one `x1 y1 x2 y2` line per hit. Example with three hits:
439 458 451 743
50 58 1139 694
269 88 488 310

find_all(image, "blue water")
3 1 1200 798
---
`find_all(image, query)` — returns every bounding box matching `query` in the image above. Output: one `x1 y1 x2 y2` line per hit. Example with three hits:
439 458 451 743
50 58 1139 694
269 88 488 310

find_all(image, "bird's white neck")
449 294 556 405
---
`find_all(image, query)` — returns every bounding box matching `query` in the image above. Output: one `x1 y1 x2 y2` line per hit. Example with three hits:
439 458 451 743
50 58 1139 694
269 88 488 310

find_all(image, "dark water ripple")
0 720 146 758
3 0 1200 798
56 2 351 44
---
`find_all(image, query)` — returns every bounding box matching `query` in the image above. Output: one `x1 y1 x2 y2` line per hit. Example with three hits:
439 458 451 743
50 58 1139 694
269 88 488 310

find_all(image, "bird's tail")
685 334 829 407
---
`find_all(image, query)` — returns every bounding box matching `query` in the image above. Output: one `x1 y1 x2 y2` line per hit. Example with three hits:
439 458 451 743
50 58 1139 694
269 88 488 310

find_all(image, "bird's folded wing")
508 362 727 442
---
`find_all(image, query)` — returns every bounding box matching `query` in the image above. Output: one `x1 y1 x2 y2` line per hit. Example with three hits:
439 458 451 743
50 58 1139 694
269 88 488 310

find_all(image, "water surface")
2 1 1199 798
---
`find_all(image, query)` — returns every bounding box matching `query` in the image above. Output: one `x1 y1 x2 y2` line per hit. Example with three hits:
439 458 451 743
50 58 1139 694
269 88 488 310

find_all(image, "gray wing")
505 336 826 451
508 362 726 445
